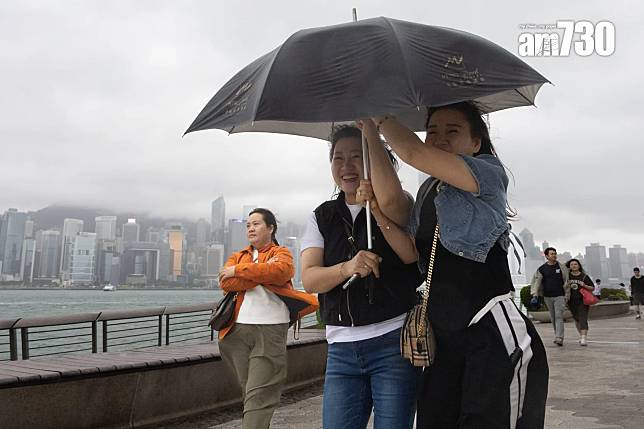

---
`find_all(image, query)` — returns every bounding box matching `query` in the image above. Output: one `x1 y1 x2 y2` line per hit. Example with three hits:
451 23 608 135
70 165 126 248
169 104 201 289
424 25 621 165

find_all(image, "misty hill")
29 205 198 238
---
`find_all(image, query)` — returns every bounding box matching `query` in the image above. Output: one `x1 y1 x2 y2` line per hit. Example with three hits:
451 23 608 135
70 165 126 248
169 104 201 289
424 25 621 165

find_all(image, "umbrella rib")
249 47 284 128
382 18 418 108
513 86 535 107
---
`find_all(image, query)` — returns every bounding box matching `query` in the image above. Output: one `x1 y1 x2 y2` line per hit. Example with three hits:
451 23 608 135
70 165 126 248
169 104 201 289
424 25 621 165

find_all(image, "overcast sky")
1 1 642 256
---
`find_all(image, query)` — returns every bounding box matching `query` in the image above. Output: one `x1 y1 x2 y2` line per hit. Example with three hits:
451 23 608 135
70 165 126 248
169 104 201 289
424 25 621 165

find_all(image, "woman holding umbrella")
300 125 421 429
362 101 549 429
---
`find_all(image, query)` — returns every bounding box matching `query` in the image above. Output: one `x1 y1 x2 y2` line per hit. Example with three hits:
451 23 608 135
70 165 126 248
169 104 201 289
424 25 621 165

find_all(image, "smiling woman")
300 125 421 429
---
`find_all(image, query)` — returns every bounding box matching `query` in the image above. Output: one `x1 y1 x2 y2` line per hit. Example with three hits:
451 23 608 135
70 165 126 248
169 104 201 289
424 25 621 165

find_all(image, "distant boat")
103 284 117 292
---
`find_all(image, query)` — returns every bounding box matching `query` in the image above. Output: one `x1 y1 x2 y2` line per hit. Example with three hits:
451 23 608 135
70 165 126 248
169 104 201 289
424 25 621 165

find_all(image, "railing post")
91 321 98 354
165 314 170 345
21 328 29 360
9 328 18 361
158 315 163 347
102 320 108 352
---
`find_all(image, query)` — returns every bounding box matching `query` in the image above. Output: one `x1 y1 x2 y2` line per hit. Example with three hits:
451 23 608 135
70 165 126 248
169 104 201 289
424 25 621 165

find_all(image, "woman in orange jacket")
218 208 318 429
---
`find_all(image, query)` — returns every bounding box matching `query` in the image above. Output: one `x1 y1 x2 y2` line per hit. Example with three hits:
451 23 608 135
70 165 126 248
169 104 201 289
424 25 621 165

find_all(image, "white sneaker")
580 337 587 346
636 314 642 320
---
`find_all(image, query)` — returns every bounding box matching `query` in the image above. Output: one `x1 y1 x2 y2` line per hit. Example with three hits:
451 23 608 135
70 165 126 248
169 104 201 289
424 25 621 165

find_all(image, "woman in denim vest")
362 102 549 429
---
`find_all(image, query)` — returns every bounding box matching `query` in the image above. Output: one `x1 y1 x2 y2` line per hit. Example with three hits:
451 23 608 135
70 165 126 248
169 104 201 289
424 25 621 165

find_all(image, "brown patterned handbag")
401 223 439 367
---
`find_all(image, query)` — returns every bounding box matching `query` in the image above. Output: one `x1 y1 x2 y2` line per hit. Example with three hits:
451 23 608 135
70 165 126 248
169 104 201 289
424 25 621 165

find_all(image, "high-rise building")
146 227 161 243
211 196 226 243
60 218 84 276
196 218 210 245
0 208 27 277
518 228 543 278
24 219 34 239
120 241 171 284
20 236 36 283
96 240 116 285
70 232 97 286
38 230 61 279
95 216 117 241
226 219 247 258
608 245 630 280
204 244 225 277
585 243 609 280
166 225 185 280
122 219 140 244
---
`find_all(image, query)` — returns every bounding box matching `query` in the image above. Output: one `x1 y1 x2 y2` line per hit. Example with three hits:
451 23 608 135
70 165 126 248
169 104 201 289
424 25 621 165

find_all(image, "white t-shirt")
301 203 406 344
236 249 290 324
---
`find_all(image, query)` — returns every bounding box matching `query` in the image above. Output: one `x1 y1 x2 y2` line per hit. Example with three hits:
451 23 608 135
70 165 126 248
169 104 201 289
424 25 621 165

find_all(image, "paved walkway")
160 311 644 429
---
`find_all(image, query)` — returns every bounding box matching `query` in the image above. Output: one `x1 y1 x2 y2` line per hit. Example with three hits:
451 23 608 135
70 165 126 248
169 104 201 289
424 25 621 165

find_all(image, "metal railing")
0 303 318 361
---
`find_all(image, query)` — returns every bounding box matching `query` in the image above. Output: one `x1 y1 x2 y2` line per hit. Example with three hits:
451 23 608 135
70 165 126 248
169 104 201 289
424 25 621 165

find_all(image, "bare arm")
376 117 479 193
356 180 417 264
301 247 382 294
360 119 412 225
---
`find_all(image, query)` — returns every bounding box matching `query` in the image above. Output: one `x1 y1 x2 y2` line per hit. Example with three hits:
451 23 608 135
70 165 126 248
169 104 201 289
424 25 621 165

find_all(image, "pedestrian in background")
218 208 318 429
631 267 644 319
565 259 594 346
531 247 570 346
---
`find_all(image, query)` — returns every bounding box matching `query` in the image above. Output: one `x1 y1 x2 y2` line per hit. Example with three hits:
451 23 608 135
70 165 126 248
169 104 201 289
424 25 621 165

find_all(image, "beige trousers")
219 323 289 429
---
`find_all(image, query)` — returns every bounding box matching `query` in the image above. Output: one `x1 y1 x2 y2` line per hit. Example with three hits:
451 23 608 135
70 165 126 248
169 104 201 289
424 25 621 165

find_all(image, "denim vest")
409 154 510 265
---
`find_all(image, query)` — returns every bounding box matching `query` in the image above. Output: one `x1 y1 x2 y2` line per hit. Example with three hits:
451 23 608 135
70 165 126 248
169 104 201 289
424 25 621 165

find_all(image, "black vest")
314 193 420 326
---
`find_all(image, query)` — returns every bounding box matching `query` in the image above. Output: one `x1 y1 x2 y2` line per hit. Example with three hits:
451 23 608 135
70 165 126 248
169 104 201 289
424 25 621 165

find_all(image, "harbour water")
0 289 224 320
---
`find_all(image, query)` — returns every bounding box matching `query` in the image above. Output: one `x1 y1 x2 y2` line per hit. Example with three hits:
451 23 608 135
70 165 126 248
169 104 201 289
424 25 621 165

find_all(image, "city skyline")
1 2 643 257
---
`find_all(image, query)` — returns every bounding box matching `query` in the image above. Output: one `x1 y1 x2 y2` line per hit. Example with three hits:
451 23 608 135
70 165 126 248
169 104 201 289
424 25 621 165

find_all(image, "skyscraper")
0 208 27 277
608 245 630 280
196 218 210 246
166 224 185 280
122 219 140 244
585 243 609 280
70 232 97 286
60 218 84 276
211 196 226 243
95 216 117 241
226 219 247 258
38 230 61 279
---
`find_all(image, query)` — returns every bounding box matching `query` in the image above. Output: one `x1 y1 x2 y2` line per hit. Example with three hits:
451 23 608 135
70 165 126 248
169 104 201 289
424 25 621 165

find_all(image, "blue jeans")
323 327 421 429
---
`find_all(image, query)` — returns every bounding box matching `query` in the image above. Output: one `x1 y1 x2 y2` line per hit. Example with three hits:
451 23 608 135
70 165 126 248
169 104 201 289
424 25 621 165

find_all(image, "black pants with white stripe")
417 302 548 429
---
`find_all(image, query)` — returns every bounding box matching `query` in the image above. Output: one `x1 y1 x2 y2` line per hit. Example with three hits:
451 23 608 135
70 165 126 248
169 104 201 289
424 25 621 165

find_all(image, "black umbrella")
185 16 549 140
185 16 549 291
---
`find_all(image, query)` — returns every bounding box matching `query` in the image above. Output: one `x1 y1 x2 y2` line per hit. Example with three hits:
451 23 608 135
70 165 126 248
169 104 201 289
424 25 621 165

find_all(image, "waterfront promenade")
160 311 644 429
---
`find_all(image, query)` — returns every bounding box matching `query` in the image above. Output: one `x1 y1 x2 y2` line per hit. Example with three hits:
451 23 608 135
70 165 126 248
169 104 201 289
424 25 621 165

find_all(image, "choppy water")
0 289 224 320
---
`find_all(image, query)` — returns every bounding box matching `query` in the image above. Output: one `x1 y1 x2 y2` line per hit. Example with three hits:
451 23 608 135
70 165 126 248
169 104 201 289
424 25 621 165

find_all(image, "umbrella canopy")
185 16 549 140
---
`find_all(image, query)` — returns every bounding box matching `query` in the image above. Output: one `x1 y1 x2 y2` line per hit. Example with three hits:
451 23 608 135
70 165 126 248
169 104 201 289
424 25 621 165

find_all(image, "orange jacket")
218 242 319 340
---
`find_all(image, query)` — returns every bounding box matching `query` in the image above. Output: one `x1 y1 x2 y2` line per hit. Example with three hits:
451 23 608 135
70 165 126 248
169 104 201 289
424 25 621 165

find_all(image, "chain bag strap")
401 223 440 367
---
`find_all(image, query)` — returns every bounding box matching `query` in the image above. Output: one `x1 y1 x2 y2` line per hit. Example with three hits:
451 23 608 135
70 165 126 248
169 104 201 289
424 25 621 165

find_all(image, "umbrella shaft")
362 130 372 250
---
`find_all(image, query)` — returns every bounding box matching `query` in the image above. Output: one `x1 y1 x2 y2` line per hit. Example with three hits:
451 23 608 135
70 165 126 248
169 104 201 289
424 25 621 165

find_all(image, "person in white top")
301 124 421 429
218 208 314 429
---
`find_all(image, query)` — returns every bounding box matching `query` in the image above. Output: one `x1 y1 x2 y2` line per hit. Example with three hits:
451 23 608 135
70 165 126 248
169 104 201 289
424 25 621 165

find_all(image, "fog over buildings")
1 2 643 266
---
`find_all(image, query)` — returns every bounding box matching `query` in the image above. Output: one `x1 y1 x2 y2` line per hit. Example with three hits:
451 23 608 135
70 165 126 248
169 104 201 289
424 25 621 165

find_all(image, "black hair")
635 267 640 272
426 101 516 218
544 247 557 256
595 278 601 283
328 124 399 170
565 258 585 273
248 208 279 245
